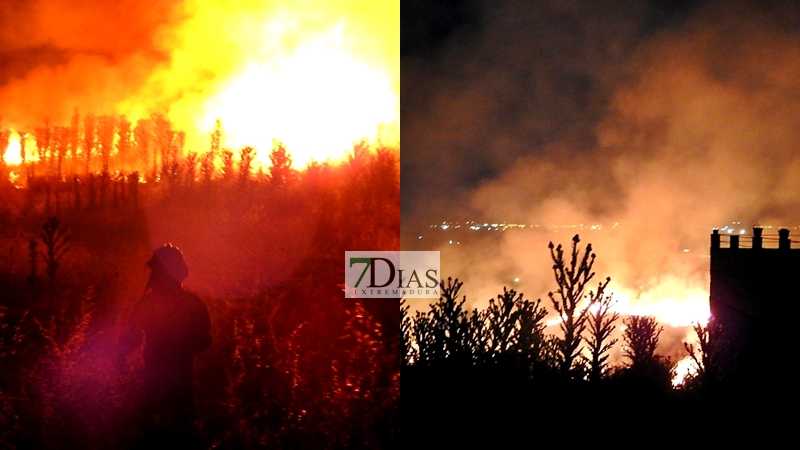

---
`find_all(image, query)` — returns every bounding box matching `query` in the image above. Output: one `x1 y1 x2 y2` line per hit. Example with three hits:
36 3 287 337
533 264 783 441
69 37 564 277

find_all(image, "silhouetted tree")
117 115 132 167
584 281 618 382
185 151 199 185
466 307 490 363
33 122 51 176
411 278 471 365
152 112 174 178
39 217 70 288
411 310 436 365
269 140 294 189
486 287 519 360
134 118 152 176
210 118 223 156
200 151 215 183
173 130 185 164
430 277 471 363
96 115 116 174
617 315 671 390
166 160 181 190
238 146 256 187
484 287 549 366
52 126 69 180
623 315 662 368
83 113 95 174
347 139 370 175
221 149 234 182
547 235 600 377
514 296 548 369
683 316 727 392
69 109 79 175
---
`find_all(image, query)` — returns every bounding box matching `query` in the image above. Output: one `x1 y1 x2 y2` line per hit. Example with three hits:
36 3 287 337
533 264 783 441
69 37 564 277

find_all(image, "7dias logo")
345 251 440 298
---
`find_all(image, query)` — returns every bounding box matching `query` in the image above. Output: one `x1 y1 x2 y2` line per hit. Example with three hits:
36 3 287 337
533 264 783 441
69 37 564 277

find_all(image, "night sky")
401 0 800 225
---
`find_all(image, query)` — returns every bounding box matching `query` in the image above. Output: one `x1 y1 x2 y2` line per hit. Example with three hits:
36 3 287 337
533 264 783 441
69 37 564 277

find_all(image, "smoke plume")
403 1 800 355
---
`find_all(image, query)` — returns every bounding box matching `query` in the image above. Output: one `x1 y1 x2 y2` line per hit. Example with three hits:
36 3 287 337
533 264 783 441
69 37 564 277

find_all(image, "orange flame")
612 279 710 327
672 354 699 387
3 131 23 165
119 0 399 168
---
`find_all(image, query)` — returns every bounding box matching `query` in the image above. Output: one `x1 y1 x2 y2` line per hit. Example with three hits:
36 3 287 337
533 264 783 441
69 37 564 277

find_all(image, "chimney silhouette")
779 228 790 250
753 227 763 249
711 229 720 249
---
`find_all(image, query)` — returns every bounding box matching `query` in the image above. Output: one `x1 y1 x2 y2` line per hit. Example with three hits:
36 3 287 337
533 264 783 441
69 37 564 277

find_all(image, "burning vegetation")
0 0 399 448
0 136 400 448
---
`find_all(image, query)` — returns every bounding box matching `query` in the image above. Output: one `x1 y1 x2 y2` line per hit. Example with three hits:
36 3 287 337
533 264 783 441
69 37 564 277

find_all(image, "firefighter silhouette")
118 244 211 445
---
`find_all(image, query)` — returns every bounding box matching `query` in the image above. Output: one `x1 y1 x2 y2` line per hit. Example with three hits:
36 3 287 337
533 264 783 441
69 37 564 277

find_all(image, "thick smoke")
403 1 800 355
0 0 181 128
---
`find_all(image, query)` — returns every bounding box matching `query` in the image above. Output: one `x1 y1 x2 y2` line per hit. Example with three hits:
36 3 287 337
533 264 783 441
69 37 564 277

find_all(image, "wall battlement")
709 227 799 383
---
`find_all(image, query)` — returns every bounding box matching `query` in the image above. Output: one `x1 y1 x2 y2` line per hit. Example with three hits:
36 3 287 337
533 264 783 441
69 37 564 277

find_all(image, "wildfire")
612 279 710 327
543 281 710 329
131 0 400 168
671 354 699 387
199 27 397 169
3 131 23 165
1 1 399 170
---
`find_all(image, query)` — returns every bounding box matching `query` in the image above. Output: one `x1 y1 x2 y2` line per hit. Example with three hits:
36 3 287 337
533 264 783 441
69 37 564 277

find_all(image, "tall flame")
121 0 400 167
199 27 396 168
0 1 399 169
3 131 22 165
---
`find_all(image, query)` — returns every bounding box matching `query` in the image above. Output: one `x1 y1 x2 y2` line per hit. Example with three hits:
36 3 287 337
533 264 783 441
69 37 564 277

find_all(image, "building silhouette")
709 227 797 386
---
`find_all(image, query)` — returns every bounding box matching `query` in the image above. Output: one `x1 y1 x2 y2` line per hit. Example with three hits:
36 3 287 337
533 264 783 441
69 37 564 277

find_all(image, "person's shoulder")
179 289 208 311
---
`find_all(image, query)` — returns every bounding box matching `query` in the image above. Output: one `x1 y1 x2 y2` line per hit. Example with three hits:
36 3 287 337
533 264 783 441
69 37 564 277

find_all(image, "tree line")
0 113 295 187
402 234 727 389
401 235 748 445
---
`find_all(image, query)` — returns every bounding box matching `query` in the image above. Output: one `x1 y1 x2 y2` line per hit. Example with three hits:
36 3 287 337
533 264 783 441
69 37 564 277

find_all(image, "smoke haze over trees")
401 0 800 339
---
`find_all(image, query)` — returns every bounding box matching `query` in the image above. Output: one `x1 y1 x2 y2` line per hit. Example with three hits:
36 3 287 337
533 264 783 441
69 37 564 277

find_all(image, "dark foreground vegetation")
402 236 793 445
0 132 399 448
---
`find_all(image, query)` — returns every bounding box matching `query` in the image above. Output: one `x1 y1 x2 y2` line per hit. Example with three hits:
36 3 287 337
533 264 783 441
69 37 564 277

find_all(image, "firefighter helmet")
147 244 189 282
